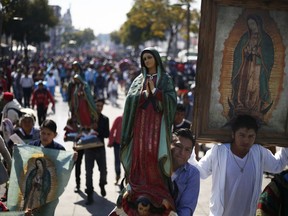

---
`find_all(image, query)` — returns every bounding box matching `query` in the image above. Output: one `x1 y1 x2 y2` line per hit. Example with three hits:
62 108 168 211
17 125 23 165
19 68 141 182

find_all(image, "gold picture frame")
193 0 288 146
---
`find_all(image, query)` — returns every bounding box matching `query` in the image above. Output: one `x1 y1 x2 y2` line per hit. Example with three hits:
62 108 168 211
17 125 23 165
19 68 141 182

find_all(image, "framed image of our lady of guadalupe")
193 0 288 146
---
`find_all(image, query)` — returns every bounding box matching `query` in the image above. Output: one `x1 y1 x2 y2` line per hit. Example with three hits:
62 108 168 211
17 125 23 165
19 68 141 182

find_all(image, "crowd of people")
0 47 286 216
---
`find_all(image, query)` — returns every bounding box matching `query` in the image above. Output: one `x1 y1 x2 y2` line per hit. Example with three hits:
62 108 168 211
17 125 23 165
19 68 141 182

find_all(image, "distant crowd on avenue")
0 48 286 216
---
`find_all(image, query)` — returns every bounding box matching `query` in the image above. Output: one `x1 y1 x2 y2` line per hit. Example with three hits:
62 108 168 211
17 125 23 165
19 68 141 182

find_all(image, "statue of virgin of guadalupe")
117 47 177 216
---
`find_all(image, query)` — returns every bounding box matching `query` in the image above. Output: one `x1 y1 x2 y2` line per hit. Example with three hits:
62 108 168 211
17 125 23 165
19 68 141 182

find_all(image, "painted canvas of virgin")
23 158 51 211
7 145 74 216
216 8 286 129
229 14 274 120
192 2 288 145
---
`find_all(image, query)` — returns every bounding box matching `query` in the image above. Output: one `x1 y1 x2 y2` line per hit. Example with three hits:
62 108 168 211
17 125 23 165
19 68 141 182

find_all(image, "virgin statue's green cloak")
120 47 177 178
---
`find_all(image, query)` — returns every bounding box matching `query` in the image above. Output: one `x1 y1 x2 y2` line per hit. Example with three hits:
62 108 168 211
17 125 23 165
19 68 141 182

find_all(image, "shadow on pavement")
74 191 116 216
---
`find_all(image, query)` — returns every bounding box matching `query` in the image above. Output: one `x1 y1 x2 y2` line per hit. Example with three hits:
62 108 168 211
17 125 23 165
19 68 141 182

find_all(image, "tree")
111 0 200 55
79 28 95 46
61 28 95 48
110 31 121 45
2 0 58 46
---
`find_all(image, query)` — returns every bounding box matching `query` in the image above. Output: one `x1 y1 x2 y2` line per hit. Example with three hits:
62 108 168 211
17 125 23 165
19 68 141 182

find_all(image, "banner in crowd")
7 145 74 213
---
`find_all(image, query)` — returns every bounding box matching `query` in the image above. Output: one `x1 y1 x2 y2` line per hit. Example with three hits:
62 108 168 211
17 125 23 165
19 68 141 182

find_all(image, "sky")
48 0 201 36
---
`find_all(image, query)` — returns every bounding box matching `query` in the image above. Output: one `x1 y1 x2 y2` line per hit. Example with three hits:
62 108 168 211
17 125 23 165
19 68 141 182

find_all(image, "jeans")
37 104 47 126
75 149 84 187
22 87 32 108
114 143 121 176
85 147 107 194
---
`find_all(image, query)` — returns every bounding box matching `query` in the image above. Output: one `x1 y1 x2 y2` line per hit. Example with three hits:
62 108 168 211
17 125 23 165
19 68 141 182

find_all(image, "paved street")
1 86 275 216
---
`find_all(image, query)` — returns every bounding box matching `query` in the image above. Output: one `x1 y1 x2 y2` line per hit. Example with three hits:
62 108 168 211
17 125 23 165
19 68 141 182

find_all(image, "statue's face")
142 52 156 73
137 202 150 216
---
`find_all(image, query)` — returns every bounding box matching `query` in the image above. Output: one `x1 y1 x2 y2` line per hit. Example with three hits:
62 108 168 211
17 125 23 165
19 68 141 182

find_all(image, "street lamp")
186 2 190 53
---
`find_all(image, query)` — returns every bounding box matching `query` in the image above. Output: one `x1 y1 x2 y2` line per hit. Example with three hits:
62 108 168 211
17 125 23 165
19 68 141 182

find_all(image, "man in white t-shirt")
20 71 34 108
189 114 288 216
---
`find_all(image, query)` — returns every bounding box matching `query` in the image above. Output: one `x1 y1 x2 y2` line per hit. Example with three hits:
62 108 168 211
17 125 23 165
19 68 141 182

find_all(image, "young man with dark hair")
84 98 109 205
173 103 191 132
171 128 200 215
189 114 288 216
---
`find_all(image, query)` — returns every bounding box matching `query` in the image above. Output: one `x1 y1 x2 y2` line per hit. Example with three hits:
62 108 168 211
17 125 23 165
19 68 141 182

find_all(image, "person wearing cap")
31 81 55 126
1 113 39 203
1 92 22 126
7 113 40 152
